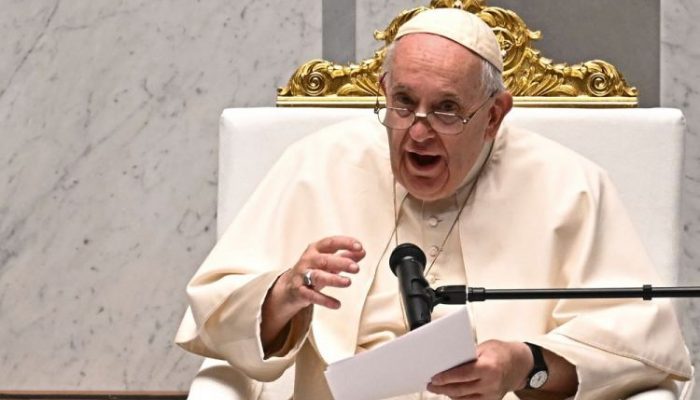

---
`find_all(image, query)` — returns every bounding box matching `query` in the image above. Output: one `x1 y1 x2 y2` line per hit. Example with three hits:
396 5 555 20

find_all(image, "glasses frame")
374 93 495 135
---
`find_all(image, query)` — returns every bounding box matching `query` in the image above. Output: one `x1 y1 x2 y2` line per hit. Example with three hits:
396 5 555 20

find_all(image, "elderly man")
176 8 691 400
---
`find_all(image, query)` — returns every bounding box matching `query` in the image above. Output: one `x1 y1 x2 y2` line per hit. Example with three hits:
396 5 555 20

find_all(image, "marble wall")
0 0 320 390
661 0 700 391
2 0 699 394
355 0 426 59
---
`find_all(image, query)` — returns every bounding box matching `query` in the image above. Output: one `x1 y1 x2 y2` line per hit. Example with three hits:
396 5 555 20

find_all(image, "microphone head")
389 243 427 276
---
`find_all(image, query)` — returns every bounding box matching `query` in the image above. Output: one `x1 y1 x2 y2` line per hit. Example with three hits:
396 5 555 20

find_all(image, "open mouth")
409 152 441 167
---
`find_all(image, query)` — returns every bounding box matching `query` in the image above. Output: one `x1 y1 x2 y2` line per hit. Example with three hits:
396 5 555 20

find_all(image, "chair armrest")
187 358 262 400
625 388 677 400
187 358 295 400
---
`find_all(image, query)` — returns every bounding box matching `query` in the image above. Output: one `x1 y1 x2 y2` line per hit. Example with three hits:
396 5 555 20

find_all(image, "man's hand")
261 236 365 349
427 340 532 400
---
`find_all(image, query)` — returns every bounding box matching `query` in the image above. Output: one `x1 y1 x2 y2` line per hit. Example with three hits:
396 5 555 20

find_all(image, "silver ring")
303 270 314 288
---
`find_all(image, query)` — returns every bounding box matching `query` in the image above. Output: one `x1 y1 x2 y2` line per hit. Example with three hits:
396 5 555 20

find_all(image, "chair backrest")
219 107 684 284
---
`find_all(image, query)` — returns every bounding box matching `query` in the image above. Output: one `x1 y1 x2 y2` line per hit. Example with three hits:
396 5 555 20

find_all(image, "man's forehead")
387 35 484 99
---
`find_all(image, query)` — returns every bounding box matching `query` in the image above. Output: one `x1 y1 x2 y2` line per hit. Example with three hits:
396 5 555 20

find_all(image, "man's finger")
431 362 478 386
304 269 352 289
310 254 360 274
336 249 367 262
315 236 363 254
426 381 479 398
300 286 341 309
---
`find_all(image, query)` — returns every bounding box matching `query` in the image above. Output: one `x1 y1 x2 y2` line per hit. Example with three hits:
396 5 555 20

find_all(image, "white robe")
176 117 692 399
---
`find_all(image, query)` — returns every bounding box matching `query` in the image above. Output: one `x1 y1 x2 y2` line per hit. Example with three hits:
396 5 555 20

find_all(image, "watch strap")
524 342 548 389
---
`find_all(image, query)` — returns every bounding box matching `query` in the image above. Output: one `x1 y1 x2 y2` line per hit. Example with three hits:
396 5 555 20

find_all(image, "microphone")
389 243 434 330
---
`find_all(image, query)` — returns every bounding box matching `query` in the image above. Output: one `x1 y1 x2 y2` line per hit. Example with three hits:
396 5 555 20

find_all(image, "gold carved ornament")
277 0 638 108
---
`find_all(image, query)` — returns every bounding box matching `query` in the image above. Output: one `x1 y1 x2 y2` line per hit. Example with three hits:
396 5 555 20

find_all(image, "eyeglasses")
374 94 494 135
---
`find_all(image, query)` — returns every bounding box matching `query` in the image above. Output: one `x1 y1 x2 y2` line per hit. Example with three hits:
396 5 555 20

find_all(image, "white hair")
480 57 505 95
382 41 505 97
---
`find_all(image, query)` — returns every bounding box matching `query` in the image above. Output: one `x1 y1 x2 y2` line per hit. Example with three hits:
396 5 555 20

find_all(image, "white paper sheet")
324 306 477 400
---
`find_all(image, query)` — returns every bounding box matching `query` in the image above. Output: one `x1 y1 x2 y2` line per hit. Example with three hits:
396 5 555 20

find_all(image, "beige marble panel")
661 0 700 391
0 0 320 390
355 0 426 59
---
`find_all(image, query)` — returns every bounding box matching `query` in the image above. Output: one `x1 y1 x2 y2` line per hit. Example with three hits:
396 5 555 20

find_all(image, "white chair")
185 107 693 400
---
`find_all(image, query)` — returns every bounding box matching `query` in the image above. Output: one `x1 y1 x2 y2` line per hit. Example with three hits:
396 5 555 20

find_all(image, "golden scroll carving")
277 0 638 107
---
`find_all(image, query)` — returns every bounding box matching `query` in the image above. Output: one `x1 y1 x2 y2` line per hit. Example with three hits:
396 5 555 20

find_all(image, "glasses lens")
428 113 463 135
377 108 466 134
378 108 413 129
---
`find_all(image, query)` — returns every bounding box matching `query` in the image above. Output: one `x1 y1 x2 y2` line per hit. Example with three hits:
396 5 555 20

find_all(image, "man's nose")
407 112 435 142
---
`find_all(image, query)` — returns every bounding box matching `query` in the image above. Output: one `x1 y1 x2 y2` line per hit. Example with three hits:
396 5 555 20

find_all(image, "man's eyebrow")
391 84 412 93
437 93 463 102
391 84 463 100
389 84 468 106
433 93 468 110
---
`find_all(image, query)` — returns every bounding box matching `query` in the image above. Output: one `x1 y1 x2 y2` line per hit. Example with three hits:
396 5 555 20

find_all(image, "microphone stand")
389 242 700 328
431 284 700 306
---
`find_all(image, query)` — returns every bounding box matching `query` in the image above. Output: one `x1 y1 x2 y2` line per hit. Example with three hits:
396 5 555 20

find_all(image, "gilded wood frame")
277 0 638 108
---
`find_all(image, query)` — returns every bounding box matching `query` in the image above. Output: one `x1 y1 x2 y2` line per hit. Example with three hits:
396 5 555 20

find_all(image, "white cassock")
175 117 692 399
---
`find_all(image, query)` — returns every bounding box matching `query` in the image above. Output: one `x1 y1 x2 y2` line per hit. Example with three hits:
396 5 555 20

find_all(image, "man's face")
382 33 510 201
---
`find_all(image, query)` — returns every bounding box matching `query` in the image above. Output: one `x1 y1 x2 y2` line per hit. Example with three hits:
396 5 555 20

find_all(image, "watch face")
529 370 548 389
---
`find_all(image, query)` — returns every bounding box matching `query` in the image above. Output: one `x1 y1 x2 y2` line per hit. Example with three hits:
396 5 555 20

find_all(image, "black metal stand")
431 284 700 306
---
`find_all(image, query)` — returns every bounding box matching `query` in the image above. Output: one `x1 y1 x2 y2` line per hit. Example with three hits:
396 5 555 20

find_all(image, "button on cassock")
428 245 440 258
428 216 439 227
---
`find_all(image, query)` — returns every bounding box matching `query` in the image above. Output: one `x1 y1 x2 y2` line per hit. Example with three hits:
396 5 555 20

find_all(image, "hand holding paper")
324 306 476 400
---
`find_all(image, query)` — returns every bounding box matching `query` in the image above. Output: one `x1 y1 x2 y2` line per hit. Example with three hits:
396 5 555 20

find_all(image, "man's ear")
484 91 513 140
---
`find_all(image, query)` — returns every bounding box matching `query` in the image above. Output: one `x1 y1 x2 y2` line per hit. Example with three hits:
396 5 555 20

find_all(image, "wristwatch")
524 342 549 389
